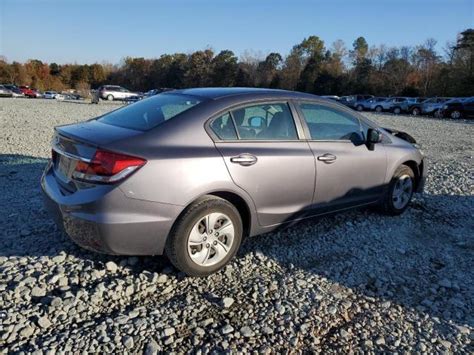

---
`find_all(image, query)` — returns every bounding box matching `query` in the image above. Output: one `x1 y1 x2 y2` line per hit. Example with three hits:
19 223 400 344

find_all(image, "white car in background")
0 85 13 97
98 85 139 101
43 91 58 99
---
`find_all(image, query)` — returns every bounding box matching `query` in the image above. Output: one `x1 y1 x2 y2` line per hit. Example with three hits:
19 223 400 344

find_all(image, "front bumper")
416 158 427 193
41 163 182 255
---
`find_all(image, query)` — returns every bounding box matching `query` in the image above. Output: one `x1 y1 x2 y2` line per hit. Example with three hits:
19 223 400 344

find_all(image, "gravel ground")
0 98 473 353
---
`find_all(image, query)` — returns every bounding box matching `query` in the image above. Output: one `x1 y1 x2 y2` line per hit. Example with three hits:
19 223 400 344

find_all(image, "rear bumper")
41 163 182 255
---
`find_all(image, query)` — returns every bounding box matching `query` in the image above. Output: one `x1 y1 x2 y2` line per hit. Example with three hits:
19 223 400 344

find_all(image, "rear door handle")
230 154 258 166
317 153 337 164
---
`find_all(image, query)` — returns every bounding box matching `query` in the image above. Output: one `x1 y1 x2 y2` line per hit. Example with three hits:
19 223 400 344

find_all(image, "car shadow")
1 154 472 335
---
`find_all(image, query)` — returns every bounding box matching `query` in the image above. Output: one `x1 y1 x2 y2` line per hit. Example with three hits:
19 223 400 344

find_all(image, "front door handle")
317 153 337 164
230 154 258 166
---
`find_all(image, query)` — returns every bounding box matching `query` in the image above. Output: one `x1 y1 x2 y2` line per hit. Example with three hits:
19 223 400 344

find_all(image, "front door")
295 101 387 210
464 98 474 117
210 102 315 226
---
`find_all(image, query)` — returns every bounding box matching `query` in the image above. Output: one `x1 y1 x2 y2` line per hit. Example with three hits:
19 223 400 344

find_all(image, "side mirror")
249 116 265 129
366 128 382 151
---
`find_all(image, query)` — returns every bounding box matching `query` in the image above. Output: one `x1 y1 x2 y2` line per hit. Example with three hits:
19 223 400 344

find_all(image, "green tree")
256 52 282 87
211 50 238 86
184 49 214 87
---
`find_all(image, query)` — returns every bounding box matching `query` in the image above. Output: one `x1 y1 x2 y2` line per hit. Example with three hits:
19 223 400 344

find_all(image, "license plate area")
55 154 76 182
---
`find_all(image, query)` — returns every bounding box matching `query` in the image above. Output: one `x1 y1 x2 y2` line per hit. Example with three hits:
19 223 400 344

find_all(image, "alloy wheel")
392 175 413 210
187 212 235 267
451 111 461 119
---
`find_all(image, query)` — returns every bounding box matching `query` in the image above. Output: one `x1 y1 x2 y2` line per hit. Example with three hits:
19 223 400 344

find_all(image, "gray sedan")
41 88 426 276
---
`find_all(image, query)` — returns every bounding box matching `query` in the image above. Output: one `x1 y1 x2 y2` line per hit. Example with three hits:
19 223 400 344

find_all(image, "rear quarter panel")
103 101 260 232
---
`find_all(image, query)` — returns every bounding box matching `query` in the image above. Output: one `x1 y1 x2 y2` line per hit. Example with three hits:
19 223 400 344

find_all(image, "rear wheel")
356 104 364 111
450 110 462 119
165 196 243 276
393 107 401 114
381 165 415 215
412 107 420 116
107 94 114 101
375 106 383 113
433 109 443 118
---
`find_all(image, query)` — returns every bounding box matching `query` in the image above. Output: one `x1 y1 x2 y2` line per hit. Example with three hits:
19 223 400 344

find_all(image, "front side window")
298 103 362 141
98 94 202 131
231 103 298 140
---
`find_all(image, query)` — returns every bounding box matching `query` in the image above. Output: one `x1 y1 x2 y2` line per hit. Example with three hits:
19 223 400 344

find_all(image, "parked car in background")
123 95 144 104
387 97 412 114
342 94 375 110
420 97 450 116
440 97 474 119
64 93 83 100
3 84 24 97
400 97 427 116
43 91 58 99
42 87 426 276
355 97 387 111
98 85 138 101
0 85 13 97
19 86 39 98
371 97 407 113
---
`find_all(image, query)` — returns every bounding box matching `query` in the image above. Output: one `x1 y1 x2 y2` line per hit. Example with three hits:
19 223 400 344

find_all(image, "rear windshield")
97 94 202 131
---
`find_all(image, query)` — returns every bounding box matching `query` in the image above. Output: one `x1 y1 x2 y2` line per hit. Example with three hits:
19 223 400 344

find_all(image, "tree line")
1 29 472 97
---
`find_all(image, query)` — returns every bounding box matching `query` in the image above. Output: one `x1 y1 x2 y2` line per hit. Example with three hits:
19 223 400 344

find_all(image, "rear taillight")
72 149 146 183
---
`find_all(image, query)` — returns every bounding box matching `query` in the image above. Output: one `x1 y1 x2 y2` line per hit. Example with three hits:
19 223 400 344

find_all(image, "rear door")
295 101 387 211
209 101 315 226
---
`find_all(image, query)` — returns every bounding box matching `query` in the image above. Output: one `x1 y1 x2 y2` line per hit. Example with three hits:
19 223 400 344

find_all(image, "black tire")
356 104 364 111
165 195 243 276
412 107 420 116
393 107 401 114
375 106 383 113
380 165 415 216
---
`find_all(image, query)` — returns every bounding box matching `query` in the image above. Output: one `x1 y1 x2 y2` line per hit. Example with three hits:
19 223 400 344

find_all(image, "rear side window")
210 113 238 140
97 94 202 131
231 103 298 140
298 103 362 141
209 103 298 141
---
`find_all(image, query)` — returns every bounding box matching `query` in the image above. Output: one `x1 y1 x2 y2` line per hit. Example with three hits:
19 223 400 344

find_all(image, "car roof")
170 87 318 100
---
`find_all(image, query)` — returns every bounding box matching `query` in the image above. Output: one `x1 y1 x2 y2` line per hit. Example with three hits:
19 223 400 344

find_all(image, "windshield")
97 94 203 131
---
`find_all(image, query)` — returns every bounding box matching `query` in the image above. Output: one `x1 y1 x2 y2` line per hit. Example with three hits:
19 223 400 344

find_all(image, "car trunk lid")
52 120 144 188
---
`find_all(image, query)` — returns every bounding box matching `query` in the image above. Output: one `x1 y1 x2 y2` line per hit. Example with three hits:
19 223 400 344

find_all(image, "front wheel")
107 94 114 101
381 165 415 215
412 107 420 116
165 196 243 276
393 107 401 114
356 105 364 111
450 110 462 119
375 106 383 113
